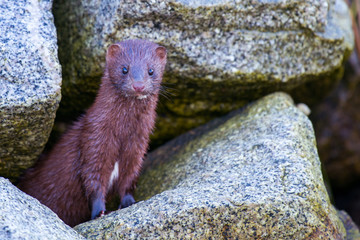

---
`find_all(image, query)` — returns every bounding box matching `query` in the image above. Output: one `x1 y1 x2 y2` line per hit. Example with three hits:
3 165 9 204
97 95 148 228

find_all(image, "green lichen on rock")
153 65 345 146
75 92 349 239
0 100 60 181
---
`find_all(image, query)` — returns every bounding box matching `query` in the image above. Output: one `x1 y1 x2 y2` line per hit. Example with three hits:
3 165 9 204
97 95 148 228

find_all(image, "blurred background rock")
310 0 360 226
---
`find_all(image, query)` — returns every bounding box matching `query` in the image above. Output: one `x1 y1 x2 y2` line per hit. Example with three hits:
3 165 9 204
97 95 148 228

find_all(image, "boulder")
0 0 61 181
74 92 354 239
0 177 84 240
53 0 353 146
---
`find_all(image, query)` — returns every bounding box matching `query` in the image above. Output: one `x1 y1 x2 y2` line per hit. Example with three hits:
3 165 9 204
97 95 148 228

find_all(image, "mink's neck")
87 75 159 133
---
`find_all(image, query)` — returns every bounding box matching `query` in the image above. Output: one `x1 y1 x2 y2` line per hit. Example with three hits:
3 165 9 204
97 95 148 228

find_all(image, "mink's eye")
148 68 154 76
122 67 128 75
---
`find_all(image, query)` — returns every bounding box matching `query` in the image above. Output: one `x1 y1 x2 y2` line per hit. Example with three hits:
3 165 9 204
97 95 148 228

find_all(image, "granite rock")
74 92 351 239
337 210 360 240
0 177 84 240
0 0 61 181
53 0 353 146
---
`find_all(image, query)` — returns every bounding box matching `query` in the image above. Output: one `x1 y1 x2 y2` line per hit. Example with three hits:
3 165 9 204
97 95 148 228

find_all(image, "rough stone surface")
0 177 84 240
75 92 349 239
337 210 360 240
0 0 62 181
53 0 353 146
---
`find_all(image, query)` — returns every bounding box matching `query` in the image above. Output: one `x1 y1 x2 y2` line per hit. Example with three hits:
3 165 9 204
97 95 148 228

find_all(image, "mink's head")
105 39 167 99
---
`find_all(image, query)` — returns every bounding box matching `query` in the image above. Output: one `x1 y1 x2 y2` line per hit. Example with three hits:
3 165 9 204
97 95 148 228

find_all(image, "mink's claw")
99 210 105 217
91 197 106 220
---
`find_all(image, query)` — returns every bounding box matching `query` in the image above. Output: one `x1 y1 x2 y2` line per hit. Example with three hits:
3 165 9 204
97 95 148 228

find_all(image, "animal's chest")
103 108 152 191
113 118 151 156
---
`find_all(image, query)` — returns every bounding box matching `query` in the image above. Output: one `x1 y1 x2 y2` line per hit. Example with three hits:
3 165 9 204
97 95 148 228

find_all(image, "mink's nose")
132 82 145 92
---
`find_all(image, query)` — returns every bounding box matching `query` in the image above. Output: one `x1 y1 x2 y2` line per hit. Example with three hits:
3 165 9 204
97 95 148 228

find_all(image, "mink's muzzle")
132 81 145 92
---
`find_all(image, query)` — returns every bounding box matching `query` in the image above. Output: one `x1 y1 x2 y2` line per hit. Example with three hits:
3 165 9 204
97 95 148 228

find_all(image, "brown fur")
18 39 167 227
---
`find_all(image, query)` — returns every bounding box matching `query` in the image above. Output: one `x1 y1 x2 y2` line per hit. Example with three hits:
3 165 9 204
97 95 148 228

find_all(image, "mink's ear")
155 46 167 62
106 44 122 61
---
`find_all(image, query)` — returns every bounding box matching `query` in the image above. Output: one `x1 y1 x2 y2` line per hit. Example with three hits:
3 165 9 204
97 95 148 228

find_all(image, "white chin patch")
137 95 148 100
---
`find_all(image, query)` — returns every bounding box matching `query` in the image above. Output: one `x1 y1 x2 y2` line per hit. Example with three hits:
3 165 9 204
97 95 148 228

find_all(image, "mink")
18 39 167 227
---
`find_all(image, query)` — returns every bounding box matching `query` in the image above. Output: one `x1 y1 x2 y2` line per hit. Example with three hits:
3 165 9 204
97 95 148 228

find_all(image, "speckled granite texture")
53 0 353 146
0 0 61 180
74 92 350 239
0 177 84 240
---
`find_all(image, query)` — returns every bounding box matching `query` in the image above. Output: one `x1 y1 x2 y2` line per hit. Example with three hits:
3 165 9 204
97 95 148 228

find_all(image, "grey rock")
0 0 61 180
54 0 353 146
0 177 84 240
75 92 349 239
337 210 360 240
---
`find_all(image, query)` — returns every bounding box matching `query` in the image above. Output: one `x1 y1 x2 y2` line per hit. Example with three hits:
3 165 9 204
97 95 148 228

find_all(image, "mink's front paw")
91 197 106 220
120 193 135 209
